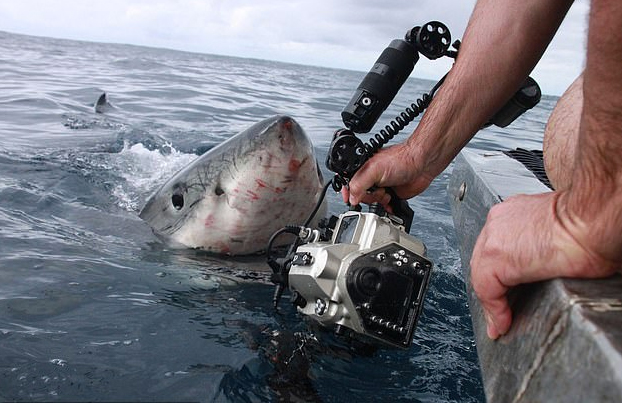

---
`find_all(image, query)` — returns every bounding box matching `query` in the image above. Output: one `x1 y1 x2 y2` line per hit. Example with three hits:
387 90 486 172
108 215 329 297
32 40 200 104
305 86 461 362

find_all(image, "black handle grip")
385 188 414 233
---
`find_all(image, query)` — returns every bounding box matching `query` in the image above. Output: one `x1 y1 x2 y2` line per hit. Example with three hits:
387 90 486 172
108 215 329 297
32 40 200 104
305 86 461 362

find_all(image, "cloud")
0 0 588 94
0 0 472 54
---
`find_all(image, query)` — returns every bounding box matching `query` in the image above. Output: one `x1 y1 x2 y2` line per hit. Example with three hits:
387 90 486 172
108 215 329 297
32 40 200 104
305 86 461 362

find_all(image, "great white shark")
139 115 326 255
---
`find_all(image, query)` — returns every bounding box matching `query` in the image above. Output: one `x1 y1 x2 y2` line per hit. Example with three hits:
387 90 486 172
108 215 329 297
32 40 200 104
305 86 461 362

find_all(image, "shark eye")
172 193 184 210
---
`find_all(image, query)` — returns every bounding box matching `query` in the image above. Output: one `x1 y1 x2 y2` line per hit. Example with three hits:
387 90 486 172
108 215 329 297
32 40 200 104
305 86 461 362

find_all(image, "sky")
1 0 589 95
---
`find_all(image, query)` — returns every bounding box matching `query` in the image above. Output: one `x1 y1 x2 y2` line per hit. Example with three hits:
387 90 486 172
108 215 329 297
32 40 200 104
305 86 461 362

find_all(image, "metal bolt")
315 298 328 315
458 182 467 201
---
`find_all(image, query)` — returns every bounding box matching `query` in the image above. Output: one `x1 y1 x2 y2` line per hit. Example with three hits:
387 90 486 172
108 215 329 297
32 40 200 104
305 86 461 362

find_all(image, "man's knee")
543 74 583 190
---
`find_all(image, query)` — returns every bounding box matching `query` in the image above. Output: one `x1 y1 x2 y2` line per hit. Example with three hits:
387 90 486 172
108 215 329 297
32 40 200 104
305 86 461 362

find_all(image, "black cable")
328 74 448 194
266 226 301 272
363 73 447 157
303 179 333 227
266 179 334 309
266 178 337 309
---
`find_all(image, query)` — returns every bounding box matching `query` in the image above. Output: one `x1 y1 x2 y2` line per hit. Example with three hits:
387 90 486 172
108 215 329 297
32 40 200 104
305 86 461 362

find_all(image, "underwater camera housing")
267 192 432 349
287 206 432 349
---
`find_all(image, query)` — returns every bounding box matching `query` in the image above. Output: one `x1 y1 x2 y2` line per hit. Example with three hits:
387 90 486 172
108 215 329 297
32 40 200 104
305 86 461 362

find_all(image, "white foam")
110 141 197 211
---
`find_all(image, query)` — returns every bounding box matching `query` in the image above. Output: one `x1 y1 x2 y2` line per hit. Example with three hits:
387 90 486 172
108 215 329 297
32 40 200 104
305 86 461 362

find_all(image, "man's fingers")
356 187 391 206
480 295 512 340
348 158 386 206
341 187 350 204
471 232 513 339
471 266 513 339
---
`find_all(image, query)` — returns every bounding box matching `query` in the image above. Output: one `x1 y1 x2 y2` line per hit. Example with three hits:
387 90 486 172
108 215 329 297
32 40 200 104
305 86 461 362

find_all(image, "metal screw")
458 182 467 201
315 298 328 315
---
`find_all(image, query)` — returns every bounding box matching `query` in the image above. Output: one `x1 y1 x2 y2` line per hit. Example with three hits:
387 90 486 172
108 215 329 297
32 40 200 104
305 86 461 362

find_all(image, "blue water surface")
0 30 556 402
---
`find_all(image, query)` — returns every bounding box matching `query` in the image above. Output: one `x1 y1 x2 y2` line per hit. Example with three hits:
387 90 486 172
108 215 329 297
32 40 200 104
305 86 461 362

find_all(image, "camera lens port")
356 267 382 296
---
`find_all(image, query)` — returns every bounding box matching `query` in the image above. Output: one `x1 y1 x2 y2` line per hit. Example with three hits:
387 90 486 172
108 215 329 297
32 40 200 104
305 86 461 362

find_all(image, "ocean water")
0 30 557 402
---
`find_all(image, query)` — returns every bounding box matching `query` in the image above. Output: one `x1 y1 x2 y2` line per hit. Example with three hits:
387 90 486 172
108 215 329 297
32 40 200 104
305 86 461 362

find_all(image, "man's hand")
470 191 620 339
342 142 435 207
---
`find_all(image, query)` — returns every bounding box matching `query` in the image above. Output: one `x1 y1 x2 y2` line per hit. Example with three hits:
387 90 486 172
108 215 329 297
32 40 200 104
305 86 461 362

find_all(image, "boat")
448 148 622 402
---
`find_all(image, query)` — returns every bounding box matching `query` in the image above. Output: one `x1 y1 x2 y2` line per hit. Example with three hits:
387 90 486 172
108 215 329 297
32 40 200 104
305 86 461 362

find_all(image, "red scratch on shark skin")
215 242 230 254
204 214 215 227
282 119 293 131
259 152 275 170
288 158 302 173
255 178 285 194
247 190 260 200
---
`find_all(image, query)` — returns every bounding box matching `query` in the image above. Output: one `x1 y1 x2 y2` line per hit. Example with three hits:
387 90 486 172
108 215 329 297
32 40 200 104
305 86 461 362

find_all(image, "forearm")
409 0 573 178
557 0 622 266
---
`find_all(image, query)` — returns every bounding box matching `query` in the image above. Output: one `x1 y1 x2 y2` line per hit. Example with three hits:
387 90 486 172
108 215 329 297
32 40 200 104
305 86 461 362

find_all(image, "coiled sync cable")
331 73 447 193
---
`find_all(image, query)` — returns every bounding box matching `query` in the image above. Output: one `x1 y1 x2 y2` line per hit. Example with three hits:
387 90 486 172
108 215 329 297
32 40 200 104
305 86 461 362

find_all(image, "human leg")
543 74 583 190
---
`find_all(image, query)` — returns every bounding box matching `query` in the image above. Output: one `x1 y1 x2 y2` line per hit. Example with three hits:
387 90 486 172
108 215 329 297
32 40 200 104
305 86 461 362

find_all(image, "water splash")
109 140 197 211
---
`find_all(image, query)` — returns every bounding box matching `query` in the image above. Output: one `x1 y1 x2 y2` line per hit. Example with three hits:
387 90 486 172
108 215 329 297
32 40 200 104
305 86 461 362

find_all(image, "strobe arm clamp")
325 128 414 231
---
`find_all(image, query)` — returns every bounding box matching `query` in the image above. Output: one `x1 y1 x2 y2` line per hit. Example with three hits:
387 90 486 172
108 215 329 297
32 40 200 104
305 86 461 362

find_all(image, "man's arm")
471 0 622 339
346 0 573 206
